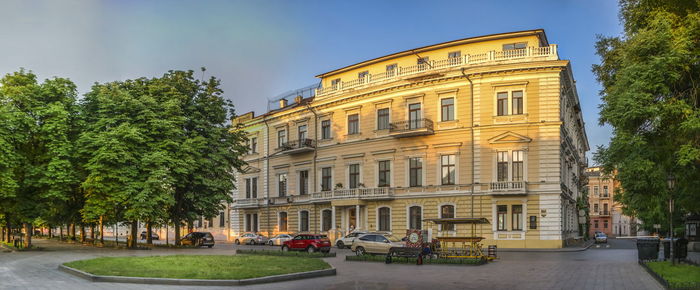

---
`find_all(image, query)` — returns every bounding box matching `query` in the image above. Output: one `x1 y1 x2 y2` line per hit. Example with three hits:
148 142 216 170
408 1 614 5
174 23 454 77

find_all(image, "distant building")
585 167 643 237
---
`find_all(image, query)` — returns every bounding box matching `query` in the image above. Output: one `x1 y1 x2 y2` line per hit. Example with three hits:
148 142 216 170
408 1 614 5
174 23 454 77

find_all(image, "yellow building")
231 29 589 248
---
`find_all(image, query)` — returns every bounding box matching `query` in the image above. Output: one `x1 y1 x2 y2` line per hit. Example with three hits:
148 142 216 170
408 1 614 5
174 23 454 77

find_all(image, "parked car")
234 233 269 245
181 232 215 248
595 233 608 243
336 231 368 249
351 233 404 255
282 234 331 253
268 234 293 246
139 231 160 240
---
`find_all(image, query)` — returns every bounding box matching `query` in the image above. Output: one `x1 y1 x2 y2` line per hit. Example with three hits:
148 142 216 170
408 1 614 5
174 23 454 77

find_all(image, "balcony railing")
235 198 263 208
489 181 527 194
315 44 558 97
277 139 315 154
310 187 393 201
389 118 434 137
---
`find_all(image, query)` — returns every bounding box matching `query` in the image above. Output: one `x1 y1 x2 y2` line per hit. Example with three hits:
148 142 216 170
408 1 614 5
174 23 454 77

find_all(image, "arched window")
378 207 391 231
321 209 332 232
279 212 288 232
409 206 422 230
440 205 455 231
299 210 309 232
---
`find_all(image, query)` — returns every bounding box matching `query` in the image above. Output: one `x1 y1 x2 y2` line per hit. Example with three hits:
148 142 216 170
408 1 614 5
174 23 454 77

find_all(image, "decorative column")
355 205 360 231
331 206 336 229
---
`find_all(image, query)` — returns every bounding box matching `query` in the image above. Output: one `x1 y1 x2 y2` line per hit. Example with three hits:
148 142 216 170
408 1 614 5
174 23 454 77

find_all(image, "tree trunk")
146 222 153 244
5 221 11 243
70 223 76 241
48 226 53 239
23 223 32 248
174 220 181 246
59 225 64 240
99 216 104 245
90 225 95 242
80 225 86 243
129 221 138 249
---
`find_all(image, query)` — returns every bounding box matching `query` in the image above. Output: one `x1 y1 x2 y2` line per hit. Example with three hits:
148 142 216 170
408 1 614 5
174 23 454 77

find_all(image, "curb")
638 261 669 290
499 241 594 253
58 264 336 286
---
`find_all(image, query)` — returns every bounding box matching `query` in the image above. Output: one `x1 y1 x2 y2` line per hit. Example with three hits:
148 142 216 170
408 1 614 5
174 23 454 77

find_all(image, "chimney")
279 98 288 108
294 95 303 104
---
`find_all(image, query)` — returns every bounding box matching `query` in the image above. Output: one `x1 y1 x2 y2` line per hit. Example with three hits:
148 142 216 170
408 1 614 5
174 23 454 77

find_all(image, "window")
358 70 369 80
440 205 455 231
408 103 421 129
409 206 422 230
278 173 287 197
378 160 391 187
497 151 508 182
331 78 341 88
321 120 331 139
529 216 537 229
246 213 258 232
245 177 257 198
298 124 307 140
441 98 455 121
378 207 391 231
497 205 507 231
594 220 599 228
348 164 360 189
512 205 523 231
441 155 456 185
594 204 599 213
277 130 287 147
604 220 608 228
603 186 608 197
448 51 461 65
219 211 225 227
299 211 309 232
417 57 429 70
279 212 288 231
603 204 608 215
348 114 359 135
299 170 309 195
386 64 397 77
249 137 257 153
512 91 523 115
497 92 508 116
594 186 599 196
322 210 332 232
512 150 524 181
503 42 527 50
321 167 332 191
409 157 422 187
377 108 390 130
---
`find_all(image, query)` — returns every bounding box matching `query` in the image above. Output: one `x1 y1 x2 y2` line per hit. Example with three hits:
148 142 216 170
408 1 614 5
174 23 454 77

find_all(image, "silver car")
336 231 367 249
268 234 293 246
234 233 269 245
595 233 608 243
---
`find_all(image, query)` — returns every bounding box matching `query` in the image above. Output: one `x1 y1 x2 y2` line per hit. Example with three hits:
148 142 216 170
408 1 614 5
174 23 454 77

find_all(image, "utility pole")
667 174 675 265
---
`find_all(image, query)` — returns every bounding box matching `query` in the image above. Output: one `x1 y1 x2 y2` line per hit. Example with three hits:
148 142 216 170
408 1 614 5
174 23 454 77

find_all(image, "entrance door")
348 208 357 232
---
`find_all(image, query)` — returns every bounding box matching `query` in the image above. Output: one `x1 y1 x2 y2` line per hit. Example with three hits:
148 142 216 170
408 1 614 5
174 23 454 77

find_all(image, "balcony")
315 44 559 97
235 198 264 208
277 139 315 154
489 181 527 195
309 187 394 202
389 119 434 138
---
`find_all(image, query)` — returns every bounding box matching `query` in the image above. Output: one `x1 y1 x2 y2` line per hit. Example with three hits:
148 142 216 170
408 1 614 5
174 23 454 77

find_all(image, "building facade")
231 29 589 248
585 167 643 237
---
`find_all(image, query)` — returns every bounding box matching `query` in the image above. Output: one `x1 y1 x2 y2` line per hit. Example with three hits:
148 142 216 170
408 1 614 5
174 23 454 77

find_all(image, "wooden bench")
386 247 423 264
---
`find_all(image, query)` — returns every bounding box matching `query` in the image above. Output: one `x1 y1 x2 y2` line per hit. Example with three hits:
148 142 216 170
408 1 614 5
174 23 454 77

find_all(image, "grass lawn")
646 261 700 288
64 255 331 280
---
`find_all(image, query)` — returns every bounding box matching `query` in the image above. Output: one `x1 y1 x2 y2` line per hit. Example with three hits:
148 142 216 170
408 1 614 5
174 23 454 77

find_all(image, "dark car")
282 234 331 253
140 231 160 240
181 232 215 248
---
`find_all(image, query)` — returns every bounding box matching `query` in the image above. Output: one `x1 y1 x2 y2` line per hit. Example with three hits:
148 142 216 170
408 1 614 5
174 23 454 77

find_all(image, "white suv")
336 231 367 249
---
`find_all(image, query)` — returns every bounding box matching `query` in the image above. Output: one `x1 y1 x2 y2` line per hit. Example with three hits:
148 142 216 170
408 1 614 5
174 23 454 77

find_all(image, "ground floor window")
409 206 422 230
497 205 507 231
322 209 332 232
440 205 455 231
378 207 391 231
279 212 288 232
512 205 522 231
299 211 309 232
245 213 258 232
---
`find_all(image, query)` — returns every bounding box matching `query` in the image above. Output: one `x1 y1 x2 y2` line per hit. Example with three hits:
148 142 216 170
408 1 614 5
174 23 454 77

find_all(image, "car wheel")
307 246 316 253
235 240 240 245
282 245 289 252
268 241 274 246
336 241 345 249
355 246 365 256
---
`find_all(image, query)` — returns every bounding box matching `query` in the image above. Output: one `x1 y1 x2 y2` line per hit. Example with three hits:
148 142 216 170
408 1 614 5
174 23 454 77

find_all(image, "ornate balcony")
277 138 315 154
235 198 264 208
315 44 559 97
489 181 527 195
389 119 434 138
309 187 394 202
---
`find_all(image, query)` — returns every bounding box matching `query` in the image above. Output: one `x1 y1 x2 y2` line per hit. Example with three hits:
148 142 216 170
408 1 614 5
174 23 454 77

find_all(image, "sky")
0 0 622 162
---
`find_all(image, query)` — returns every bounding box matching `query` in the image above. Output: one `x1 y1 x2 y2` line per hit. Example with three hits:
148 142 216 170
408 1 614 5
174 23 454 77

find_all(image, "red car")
282 234 331 253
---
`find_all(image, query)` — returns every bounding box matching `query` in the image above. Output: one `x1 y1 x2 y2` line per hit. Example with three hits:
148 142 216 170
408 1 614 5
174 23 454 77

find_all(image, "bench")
386 247 423 264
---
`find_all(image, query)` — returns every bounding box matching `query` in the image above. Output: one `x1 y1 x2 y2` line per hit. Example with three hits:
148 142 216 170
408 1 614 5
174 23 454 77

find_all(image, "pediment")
488 131 532 144
242 165 261 174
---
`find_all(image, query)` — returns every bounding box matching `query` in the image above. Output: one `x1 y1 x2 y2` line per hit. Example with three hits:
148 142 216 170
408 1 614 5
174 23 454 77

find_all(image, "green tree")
593 0 700 231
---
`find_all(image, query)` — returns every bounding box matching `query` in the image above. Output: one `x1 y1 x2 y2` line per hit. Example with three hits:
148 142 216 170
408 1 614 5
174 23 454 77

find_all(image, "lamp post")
667 174 675 265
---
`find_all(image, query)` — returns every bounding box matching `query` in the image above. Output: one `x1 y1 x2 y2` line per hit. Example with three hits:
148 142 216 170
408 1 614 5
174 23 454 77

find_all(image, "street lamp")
667 174 676 265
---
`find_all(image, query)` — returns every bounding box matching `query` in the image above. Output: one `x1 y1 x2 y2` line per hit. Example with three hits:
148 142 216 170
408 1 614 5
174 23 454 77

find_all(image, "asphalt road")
0 238 662 290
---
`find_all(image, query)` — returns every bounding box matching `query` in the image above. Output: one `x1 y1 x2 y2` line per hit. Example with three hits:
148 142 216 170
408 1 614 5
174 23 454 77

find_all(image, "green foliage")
645 261 700 289
237 249 336 258
64 255 331 280
593 0 700 229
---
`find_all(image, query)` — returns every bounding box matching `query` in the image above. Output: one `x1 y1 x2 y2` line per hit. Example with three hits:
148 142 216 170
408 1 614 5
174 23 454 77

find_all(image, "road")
0 238 661 290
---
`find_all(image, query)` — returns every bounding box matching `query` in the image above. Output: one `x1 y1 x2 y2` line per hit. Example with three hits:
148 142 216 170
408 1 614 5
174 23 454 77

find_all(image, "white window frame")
438 96 456 122
319 166 334 192
405 155 426 188
376 206 392 232
376 159 393 188
278 211 288 232
438 202 457 232
298 210 310 232
436 152 459 185
319 208 333 232
491 198 528 239
376 107 391 130
493 88 527 116
492 149 528 182
346 162 363 189
320 119 333 140
277 172 288 197
296 168 310 195
406 204 423 230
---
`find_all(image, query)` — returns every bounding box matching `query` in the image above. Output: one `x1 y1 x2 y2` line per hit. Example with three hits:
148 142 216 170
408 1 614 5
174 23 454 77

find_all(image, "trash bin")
636 237 660 261
662 238 689 260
